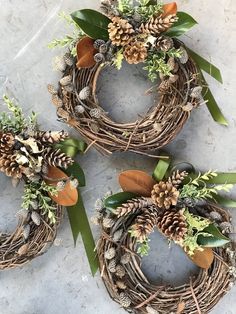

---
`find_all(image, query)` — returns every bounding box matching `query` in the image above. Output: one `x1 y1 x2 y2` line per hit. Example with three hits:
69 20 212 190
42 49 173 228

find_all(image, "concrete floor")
0 0 236 313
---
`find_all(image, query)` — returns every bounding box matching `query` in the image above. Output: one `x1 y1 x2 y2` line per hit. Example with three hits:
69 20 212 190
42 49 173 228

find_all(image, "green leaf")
71 9 111 40
64 162 86 187
152 157 171 182
187 48 223 84
67 191 98 276
104 192 138 209
197 224 230 247
165 12 198 37
214 195 236 208
55 138 87 158
206 172 236 184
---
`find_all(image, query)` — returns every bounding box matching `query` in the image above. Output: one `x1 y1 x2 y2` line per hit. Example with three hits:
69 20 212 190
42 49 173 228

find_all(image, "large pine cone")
115 197 152 217
42 148 73 169
139 14 178 36
156 210 187 241
151 181 179 209
124 41 148 64
0 133 15 154
0 153 23 178
131 206 158 242
108 17 135 46
36 130 68 144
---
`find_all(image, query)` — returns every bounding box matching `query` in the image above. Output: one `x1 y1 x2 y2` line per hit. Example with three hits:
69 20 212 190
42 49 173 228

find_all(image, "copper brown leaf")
119 170 156 197
45 166 78 206
188 247 214 270
76 36 97 69
162 2 177 18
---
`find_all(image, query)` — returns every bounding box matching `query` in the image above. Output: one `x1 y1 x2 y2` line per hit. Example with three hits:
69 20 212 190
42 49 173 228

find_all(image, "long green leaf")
71 9 111 40
55 138 87 158
153 158 171 181
197 224 230 247
214 195 236 208
67 191 98 276
104 192 138 209
187 48 223 83
207 172 236 184
65 162 86 187
165 12 197 37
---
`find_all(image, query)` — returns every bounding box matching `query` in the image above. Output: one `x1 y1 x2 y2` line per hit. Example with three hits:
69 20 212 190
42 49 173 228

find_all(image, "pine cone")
151 182 179 209
168 170 188 188
139 14 178 36
118 292 132 308
131 206 158 242
0 133 15 154
115 197 153 218
36 130 68 144
108 17 135 46
124 41 148 64
155 36 174 52
42 148 73 169
156 210 187 241
0 153 23 178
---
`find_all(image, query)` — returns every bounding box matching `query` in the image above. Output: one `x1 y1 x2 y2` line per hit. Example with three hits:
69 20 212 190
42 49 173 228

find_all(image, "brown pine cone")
108 17 135 46
155 36 174 52
42 148 73 169
0 133 15 154
156 210 187 241
131 206 158 242
139 14 178 36
36 130 69 144
124 41 148 64
0 153 23 178
168 170 188 188
151 181 179 209
115 197 153 218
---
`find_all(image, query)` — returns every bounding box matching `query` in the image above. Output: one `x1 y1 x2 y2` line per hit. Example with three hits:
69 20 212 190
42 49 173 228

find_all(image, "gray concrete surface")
0 0 236 313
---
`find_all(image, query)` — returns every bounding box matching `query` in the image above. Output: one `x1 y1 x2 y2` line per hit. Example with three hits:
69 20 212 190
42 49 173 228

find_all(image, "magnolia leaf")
162 2 177 17
165 12 198 37
188 247 214 269
45 166 78 206
55 138 87 158
76 37 97 68
119 170 156 197
104 192 138 209
64 162 86 187
197 224 230 247
71 9 111 40
153 158 171 182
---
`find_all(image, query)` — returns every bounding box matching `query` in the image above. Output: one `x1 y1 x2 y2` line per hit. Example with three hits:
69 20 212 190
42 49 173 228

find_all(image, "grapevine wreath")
0 96 97 272
48 0 227 156
94 159 236 313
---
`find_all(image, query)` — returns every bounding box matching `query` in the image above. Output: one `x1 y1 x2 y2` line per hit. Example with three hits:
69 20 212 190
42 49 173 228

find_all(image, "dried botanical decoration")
0 96 97 273
48 1 227 156
95 158 236 313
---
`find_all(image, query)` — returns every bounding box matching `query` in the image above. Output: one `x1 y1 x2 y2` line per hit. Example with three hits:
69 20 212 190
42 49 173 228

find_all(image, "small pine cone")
167 57 176 71
155 36 174 52
156 210 187 241
178 46 189 64
108 17 135 46
47 84 58 95
90 108 102 119
75 105 85 114
115 197 153 218
53 55 67 72
64 53 74 66
108 258 117 273
0 133 15 153
151 182 179 209
79 86 91 100
42 148 73 169
0 153 23 178
209 211 222 222
104 247 116 260
118 292 131 308
22 224 31 240
116 281 127 290
103 217 115 229
158 80 171 94
120 252 131 265
168 170 188 187
93 39 106 49
60 75 72 86
113 229 123 242
51 94 63 107
124 41 148 64
139 14 178 36
115 265 126 278
36 130 68 144
31 211 41 226
131 207 158 242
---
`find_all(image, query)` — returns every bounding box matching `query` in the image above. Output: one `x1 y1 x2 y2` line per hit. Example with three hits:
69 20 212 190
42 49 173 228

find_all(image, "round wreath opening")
94 166 236 313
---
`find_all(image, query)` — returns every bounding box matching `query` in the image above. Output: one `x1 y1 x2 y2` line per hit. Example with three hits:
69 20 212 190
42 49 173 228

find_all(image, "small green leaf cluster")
22 181 58 224
143 54 171 82
137 238 150 257
113 49 124 70
118 0 133 14
136 1 163 20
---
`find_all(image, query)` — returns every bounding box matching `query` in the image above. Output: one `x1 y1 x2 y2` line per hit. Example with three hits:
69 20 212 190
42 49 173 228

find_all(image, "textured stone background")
0 1 236 313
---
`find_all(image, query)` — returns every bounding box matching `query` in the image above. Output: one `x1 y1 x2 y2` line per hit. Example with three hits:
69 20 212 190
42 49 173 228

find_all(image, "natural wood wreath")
48 1 226 156
0 96 88 270
94 163 236 313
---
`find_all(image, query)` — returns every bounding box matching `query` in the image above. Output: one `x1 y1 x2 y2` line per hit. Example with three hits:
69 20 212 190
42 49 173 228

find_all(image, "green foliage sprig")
143 54 171 82
137 238 150 257
136 1 163 20
113 49 124 70
118 0 133 14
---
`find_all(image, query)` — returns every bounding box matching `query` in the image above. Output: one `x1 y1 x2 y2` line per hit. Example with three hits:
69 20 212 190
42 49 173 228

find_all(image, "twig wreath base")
55 48 200 157
0 206 63 270
98 203 235 314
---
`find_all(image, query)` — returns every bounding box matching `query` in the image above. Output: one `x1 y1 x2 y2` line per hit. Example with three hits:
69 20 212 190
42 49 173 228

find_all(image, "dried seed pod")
52 94 63 107
63 84 73 93
22 224 30 240
47 84 58 95
90 108 102 119
64 53 74 66
190 86 203 99
99 44 108 54
168 74 179 83
103 217 115 229
93 39 106 49
60 75 72 86
16 208 29 220
104 247 116 260
113 229 123 242
90 214 102 225
18 243 29 256
219 221 233 233
116 264 126 278
108 258 117 273
31 211 41 226
182 102 194 112
118 292 131 308
178 46 189 64
120 252 131 265
95 198 103 212
75 105 85 114
53 55 66 72
116 281 127 290
70 178 79 189
79 86 91 100
209 211 222 222
94 53 105 63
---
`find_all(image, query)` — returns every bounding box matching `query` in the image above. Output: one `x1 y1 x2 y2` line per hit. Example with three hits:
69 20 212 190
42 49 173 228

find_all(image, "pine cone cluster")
139 14 178 36
156 210 187 241
115 197 153 217
108 17 135 46
151 181 179 210
124 41 148 64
